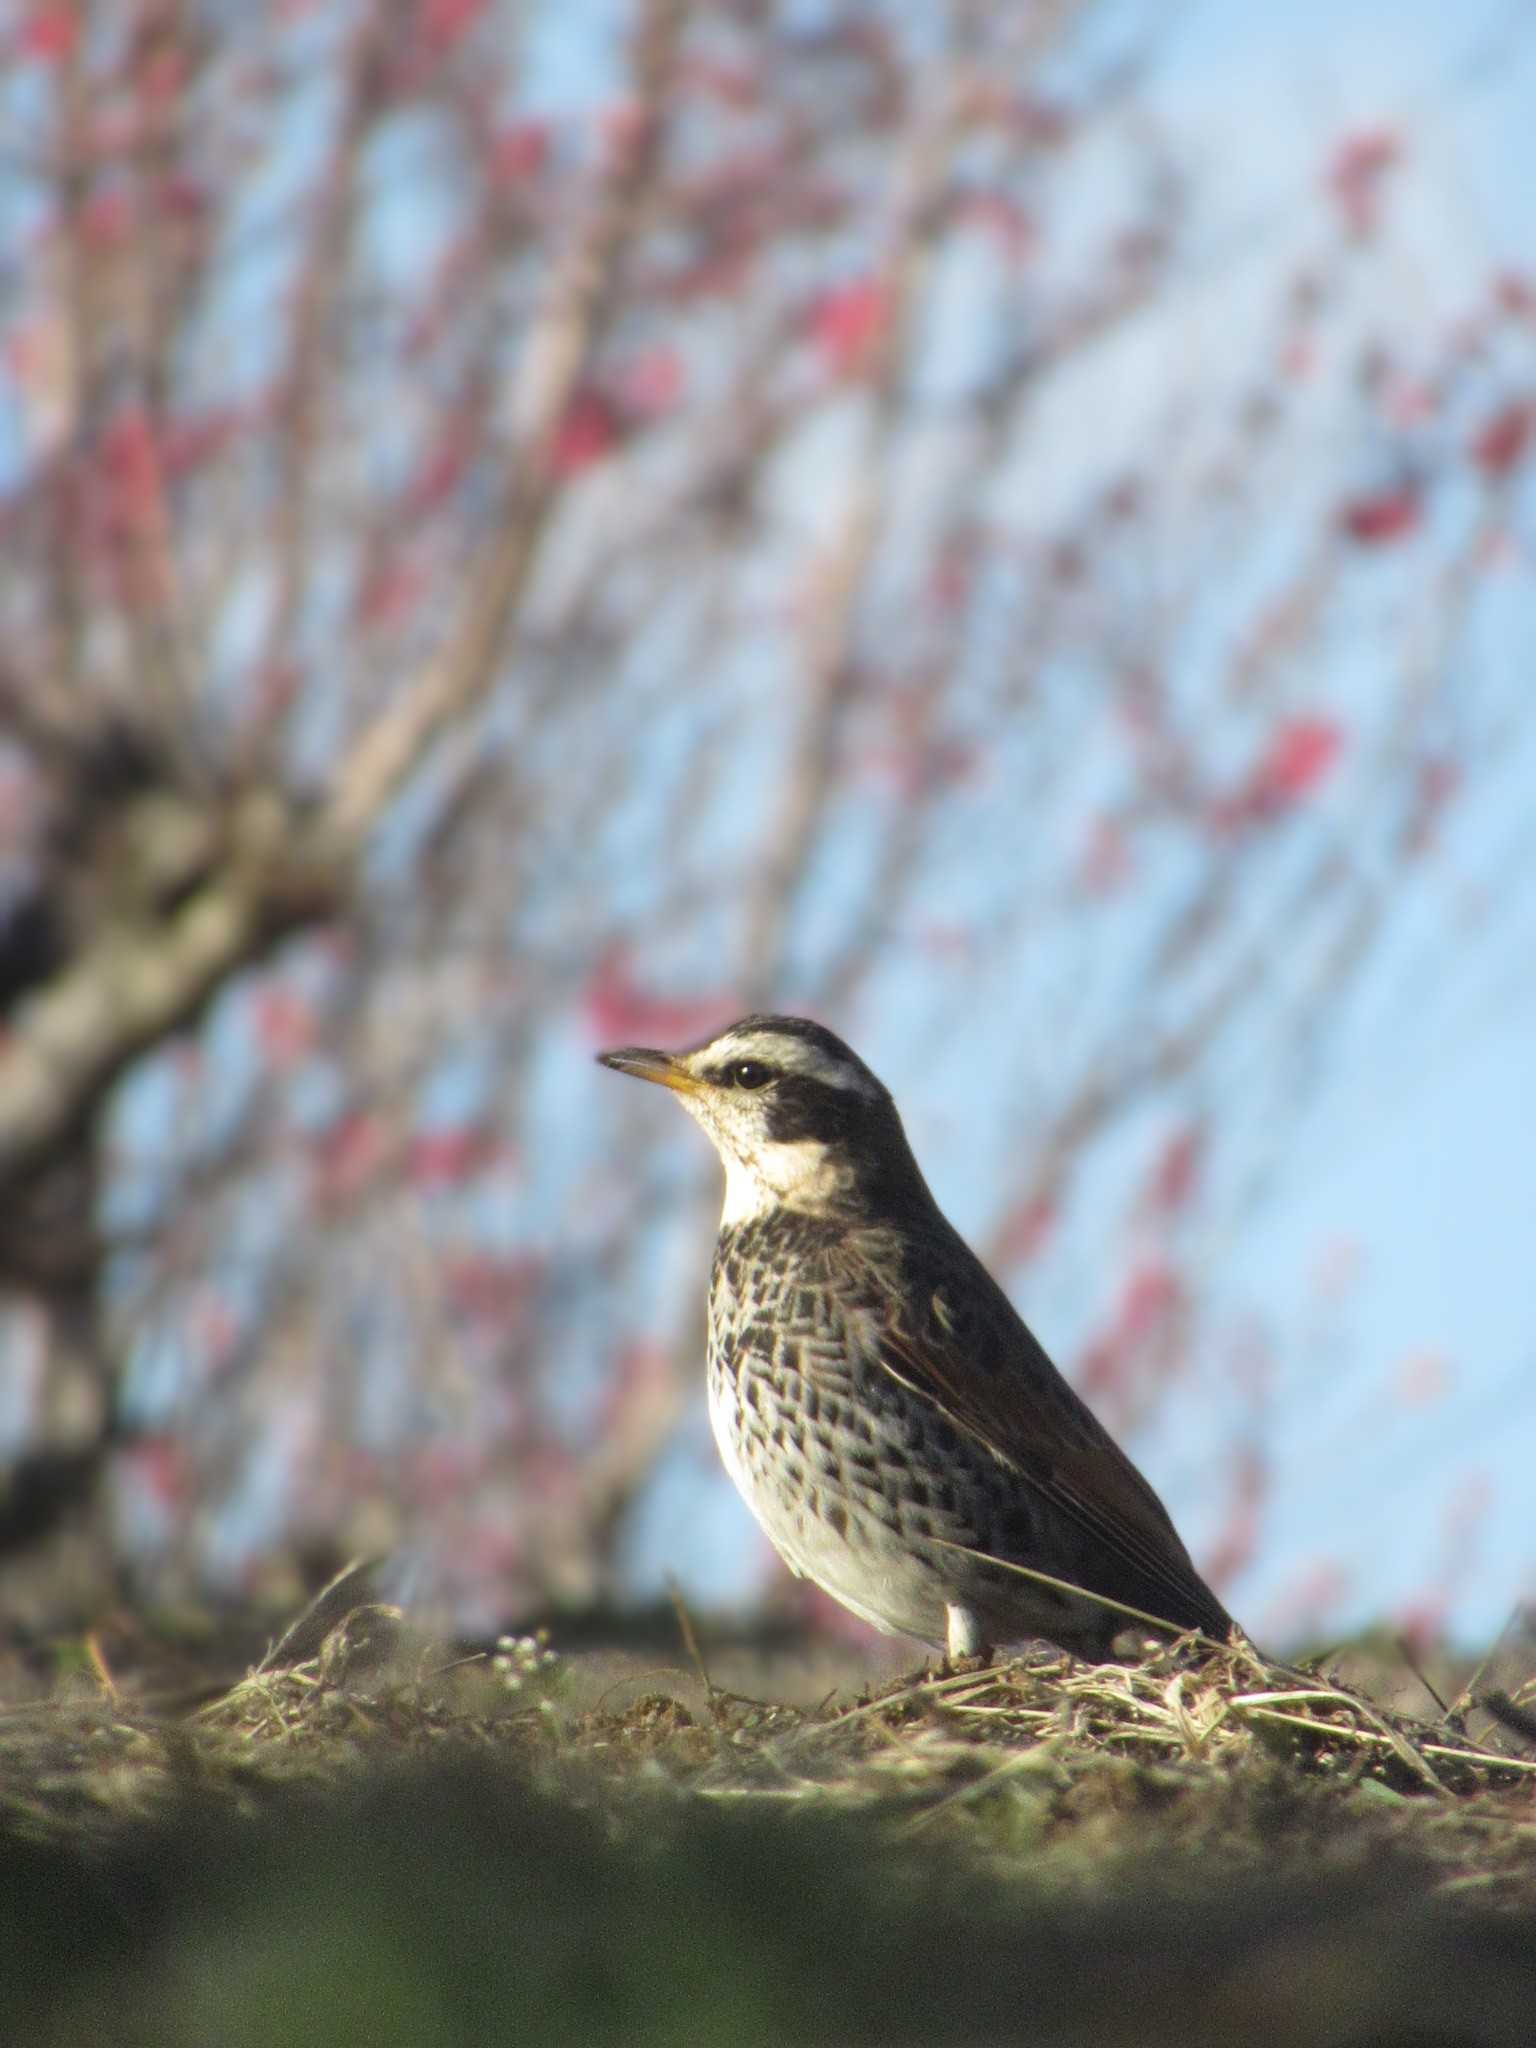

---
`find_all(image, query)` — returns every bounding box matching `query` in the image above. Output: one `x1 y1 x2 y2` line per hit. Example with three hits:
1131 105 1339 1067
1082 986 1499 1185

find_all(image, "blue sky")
609 0 1536 1646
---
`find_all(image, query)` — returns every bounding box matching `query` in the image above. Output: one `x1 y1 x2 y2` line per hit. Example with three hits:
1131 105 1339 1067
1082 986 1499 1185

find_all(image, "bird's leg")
945 1603 991 1662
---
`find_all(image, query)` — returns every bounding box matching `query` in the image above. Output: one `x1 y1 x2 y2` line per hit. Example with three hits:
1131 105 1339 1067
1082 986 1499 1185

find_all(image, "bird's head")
598 1013 921 1224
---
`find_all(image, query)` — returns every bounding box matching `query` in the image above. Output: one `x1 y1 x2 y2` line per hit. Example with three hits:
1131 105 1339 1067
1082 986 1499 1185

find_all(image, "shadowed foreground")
2 1596 1534 2046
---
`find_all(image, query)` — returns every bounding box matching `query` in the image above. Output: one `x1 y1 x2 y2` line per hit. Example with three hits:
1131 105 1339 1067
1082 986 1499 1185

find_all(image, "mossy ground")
2 1577 1533 2045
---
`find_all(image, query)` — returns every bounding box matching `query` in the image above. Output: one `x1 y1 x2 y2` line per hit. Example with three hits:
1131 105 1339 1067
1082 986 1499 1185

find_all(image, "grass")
2 1571 1534 2044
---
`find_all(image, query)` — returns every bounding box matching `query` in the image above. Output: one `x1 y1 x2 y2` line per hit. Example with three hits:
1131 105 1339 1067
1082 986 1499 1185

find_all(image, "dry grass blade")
1228 1683 1451 1795
926 1538 1241 1652
254 1556 389 1674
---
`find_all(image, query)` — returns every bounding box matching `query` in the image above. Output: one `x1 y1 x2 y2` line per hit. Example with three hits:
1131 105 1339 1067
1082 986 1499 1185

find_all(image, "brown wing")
864 1223 1232 1638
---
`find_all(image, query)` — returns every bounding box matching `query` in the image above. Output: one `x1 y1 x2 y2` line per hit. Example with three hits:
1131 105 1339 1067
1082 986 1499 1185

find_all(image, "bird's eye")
730 1060 772 1090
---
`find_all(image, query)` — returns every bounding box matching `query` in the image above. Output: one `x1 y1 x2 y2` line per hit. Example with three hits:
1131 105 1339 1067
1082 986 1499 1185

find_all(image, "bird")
598 1013 1235 1662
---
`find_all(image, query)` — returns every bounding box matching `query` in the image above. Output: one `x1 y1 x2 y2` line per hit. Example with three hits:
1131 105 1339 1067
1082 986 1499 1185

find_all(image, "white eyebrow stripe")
708 1032 881 1097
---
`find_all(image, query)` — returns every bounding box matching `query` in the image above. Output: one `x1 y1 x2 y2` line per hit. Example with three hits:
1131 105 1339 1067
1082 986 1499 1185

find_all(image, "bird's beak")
596 1046 704 1094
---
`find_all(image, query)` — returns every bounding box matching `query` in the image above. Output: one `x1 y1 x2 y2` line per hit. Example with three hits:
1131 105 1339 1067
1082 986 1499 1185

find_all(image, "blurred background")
0 0 1532 1654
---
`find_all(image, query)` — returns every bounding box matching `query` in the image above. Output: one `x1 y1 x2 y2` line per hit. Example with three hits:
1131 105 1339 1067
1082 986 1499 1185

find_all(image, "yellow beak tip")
597 1047 699 1093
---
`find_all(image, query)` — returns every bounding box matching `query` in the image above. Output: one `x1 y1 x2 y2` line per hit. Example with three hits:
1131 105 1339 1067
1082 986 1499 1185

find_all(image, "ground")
2 1575 1533 2045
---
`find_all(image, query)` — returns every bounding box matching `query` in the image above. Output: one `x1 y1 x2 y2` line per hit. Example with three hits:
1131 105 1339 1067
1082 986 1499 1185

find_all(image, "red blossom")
1258 717 1342 801
616 347 684 419
1474 527 1518 573
1311 1233 1364 1302
1403 754 1462 856
84 103 137 155
550 388 622 475
597 99 652 176
3 318 54 394
865 734 980 799
337 1447 383 1491
1074 1332 1125 1403
444 1253 538 1325
1009 95 1071 148
19 6 78 61
1048 539 1086 586
1382 376 1437 428
463 1521 527 1578
1280 334 1316 382
1227 1319 1274 1403
1078 816 1132 896
1445 1469 1493 1533
1325 128 1402 236
1114 226 1167 275
1494 272 1535 320
1262 1561 1351 1641
79 185 135 250
807 278 891 378
1393 1595 1449 1655
1102 475 1144 522
1117 1260 1182 1341
913 923 976 963
157 172 211 226
139 43 189 105
1214 716 1343 830
490 120 549 185
405 1127 495 1187
80 407 169 599
252 987 317 1066
1469 400 1535 478
595 1339 672 1433
1149 1127 1202 1213
1396 1472 1495 1650
525 1445 578 1499
1340 484 1421 545
799 1582 885 1645
1078 1260 1186 1411
121 1435 188 1509
990 1190 1056 1269
99 407 164 522
927 536 976 615
409 1439 483 1497
417 0 487 53
354 553 427 627
1201 1446 1267 1590
404 419 476 515
159 407 244 477
255 661 301 723
311 1112 388 1205
100 405 160 501
581 944 734 1047
189 1287 239 1366
1393 1349 1451 1410
677 55 758 106
952 190 1037 261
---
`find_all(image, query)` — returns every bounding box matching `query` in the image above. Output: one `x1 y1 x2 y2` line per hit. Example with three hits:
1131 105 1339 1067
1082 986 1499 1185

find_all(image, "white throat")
718 1138 849 1225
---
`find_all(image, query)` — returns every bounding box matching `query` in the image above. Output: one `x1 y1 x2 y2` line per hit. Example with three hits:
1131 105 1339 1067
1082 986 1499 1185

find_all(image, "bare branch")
0 793 337 1187
321 0 691 852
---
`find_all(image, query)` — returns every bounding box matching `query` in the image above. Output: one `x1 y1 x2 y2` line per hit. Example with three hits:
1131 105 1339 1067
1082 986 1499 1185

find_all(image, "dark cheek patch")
766 1078 857 1145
